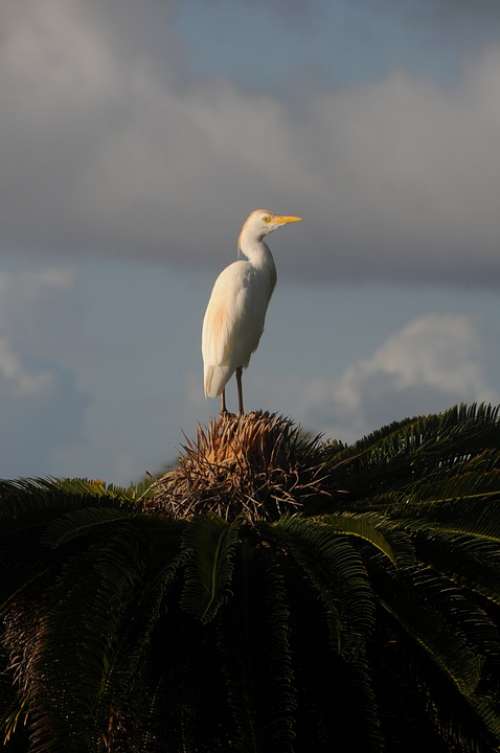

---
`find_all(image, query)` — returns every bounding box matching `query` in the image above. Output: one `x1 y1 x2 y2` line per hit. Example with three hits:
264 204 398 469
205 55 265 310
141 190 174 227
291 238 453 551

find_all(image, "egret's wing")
202 294 232 366
202 261 251 367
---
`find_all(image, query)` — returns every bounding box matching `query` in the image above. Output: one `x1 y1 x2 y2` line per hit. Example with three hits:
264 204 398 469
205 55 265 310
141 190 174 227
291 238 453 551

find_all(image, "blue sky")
175 1 463 87
0 0 499 482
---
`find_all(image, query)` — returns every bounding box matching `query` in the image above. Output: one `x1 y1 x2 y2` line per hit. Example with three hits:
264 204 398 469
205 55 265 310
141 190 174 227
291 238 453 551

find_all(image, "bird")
202 209 302 415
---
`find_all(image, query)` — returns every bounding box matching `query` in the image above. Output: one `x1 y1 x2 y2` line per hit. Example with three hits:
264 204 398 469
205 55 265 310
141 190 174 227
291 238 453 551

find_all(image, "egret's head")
240 209 303 243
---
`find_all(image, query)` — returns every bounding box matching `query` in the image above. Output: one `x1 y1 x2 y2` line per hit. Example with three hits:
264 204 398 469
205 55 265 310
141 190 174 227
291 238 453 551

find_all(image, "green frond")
215 619 257 753
372 620 499 753
415 532 500 607
0 563 52 617
43 506 138 548
2 406 500 750
415 649 500 748
282 536 342 651
0 531 58 620
313 512 402 566
374 565 487 693
0 478 125 537
109 542 190 701
260 558 296 753
410 565 500 660
129 476 164 505
268 519 384 752
370 561 500 740
181 516 240 624
402 458 500 503
389 498 500 550
265 516 375 655
326 415 420 467
351 451 500 512
467 693 500 743
214 542 258 753
3 523 147 753
347 651 385 753
55 477 117 496
325 403 500 498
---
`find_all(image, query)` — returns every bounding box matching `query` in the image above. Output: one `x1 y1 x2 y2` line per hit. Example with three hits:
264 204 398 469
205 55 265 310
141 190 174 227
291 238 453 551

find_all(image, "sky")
0 0 499 482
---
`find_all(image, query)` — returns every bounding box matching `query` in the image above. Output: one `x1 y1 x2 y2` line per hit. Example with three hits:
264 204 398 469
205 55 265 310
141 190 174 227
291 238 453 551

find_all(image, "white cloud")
0 261 86 478
0 336 52 396
304 314 498 441
0 266 76 397
32 268 76 289
0 266 76 319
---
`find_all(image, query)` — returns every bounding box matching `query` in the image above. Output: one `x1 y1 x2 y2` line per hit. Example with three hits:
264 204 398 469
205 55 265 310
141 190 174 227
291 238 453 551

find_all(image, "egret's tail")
204 364 234 398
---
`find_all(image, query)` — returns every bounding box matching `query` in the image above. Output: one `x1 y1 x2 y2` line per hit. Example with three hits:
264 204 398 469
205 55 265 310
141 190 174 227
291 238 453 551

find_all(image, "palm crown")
1 404 500 752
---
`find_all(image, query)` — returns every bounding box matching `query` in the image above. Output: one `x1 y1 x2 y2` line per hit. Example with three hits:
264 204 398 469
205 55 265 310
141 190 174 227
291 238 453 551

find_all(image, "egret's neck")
238 230 274 271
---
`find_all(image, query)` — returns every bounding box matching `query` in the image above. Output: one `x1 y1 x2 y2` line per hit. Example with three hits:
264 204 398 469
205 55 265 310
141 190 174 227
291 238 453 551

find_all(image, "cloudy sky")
1 0 499 482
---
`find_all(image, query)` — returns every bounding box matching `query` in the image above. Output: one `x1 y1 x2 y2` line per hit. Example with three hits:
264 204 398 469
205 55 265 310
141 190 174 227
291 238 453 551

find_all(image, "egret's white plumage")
202 209 302 413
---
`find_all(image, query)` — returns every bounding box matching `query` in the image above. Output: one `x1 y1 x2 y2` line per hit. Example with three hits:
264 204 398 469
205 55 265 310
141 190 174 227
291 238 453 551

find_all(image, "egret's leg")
220 388 227 414
236 367 244 415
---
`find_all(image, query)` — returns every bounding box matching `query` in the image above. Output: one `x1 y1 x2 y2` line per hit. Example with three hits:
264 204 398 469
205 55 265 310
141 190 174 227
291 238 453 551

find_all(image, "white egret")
202 209 302 414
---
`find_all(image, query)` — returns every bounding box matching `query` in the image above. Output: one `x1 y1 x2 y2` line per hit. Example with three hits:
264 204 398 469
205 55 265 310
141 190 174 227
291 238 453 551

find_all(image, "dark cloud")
356 0 500 24
2 1 500 287
389 0 500 20
231 0 500 28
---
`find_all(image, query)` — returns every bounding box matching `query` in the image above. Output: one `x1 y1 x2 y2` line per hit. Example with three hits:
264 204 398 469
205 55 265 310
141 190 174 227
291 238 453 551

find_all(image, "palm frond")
44 506 138 548
326 403 500 498
265 516 375 655
0 478 126 536
108 539 190 703
387 499 500 555
3 523 147 753
370 561 500 741
181 516 240 623
313 512 403 566
373 563 483 695
260 558 296 753
415 532 500 607
2 406 500 751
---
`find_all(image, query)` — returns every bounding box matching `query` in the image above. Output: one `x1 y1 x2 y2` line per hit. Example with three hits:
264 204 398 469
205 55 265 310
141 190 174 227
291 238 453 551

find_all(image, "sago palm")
1 404 500 752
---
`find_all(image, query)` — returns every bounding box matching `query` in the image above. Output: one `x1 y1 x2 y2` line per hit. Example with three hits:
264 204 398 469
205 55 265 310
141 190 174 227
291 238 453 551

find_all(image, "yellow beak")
274 214 303 225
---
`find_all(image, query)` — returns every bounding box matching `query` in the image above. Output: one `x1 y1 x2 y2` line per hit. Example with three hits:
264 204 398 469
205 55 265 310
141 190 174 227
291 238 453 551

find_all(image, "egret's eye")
263 215 272 224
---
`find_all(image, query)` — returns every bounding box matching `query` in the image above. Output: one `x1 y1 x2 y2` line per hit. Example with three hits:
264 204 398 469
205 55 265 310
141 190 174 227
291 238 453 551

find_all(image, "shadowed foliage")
1 405 500 752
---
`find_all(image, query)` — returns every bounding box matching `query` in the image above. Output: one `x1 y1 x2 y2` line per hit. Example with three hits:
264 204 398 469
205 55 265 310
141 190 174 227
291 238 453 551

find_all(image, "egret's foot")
219 409 236 419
